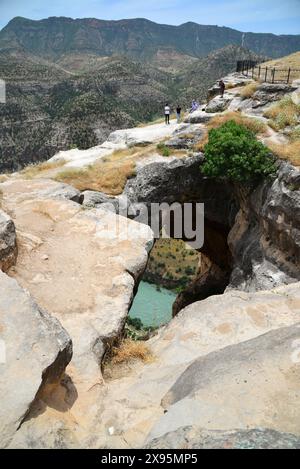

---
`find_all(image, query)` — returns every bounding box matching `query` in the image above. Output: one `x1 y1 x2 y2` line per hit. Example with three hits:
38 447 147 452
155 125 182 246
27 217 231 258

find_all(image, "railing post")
272 68 275 83
287 68 291 84
264 67 268 82
258 66 261 79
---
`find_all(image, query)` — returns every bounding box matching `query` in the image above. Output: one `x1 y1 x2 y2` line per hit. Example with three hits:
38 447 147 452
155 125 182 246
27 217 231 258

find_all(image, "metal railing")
237 60 300 84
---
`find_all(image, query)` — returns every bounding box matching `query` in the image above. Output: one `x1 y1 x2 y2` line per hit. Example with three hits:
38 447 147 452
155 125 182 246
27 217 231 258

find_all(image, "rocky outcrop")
205 95 232 113
0 178 154 448
81 282 300 449
147 427 300 449
0 209 17 271
252 82 298 107
121 146 300 312
152 322 300 443
0 271 72 448
228 162 300 291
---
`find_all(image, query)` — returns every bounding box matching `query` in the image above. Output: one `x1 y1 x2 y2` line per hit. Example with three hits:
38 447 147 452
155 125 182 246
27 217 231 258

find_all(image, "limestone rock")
88 282 300 449
0 179 154 448
184 110 216 124
0 179 82 206
164 126 206 150
149 323 300 442
252 83 298 107
49 122 183 169
82 190 119 212
0 271 72 448
0 209 17 272
147 427 300 449
205 95 232 113
229 163 300 291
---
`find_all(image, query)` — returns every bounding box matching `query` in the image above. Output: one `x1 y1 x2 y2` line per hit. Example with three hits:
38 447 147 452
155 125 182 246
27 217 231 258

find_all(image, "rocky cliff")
0 71 300 449
2 17 300 61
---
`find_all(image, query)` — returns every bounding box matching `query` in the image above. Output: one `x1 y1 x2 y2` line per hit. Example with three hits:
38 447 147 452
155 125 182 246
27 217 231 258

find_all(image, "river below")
129 281 176 327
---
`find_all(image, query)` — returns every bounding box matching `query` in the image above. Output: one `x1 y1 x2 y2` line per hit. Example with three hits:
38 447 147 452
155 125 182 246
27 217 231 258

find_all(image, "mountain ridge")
1 16 300 61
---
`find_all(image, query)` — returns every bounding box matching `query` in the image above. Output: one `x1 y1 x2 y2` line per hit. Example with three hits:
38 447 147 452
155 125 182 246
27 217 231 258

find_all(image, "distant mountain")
0 55 176 172
1 16 300 65
0 15 296 172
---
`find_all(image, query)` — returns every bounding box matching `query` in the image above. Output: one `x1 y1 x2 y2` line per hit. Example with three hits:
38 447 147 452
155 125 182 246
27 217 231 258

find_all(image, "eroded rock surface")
0 271 72 448
152 322 300 442
84 283 300 449
0 178 153 448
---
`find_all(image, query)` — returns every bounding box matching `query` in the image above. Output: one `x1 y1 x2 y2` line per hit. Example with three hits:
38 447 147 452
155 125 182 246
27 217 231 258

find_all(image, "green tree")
202 121 276 183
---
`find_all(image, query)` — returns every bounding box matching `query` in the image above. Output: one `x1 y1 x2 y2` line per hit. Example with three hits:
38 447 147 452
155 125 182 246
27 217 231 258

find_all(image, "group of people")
163 103 182 125
163 79 226 125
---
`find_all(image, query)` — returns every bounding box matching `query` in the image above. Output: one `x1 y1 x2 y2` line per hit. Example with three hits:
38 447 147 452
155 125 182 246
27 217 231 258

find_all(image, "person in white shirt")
164 103 170 125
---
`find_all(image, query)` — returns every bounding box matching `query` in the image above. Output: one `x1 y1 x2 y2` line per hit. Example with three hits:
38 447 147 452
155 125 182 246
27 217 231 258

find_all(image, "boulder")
0 209 17 271
184 110 217 124
147 427 300 449
0 271 72 448
82 190 119 212
164 127 206 150
252 83 298 107
205 95 232 113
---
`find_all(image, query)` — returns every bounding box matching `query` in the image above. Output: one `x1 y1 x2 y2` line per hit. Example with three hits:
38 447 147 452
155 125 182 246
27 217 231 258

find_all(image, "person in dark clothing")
164 103 170 124
176 105 182 123
219 80 225 98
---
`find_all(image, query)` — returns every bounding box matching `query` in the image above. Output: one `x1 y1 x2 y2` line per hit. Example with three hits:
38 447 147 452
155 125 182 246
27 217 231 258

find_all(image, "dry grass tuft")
194 111 267 151
239 82 258 99
264 97 300 131
225 82 238 90
21 160 66 179
267 140 300 167
260 52 300 81
110 339 153 366
55 159 136 195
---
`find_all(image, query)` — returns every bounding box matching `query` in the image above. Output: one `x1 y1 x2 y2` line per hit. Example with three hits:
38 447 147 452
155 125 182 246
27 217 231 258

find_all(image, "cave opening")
129 211 234 330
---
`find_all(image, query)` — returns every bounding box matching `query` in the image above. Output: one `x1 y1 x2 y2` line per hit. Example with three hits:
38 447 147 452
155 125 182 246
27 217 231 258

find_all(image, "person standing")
176 105 182 123
164 103 170 124
219 79 225 98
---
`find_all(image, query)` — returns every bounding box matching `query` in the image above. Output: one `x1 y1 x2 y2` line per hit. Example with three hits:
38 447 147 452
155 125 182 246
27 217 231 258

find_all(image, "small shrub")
157 143 171 157
127 316 143 331
202 120 276 183
194 112 267 153
185 266 195 275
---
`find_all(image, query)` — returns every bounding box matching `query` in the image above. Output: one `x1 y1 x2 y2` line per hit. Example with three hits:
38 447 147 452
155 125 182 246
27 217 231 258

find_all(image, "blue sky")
0 0 300 34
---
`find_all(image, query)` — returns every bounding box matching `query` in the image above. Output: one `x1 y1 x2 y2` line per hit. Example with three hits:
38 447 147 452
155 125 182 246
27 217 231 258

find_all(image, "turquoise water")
129 281 176 327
